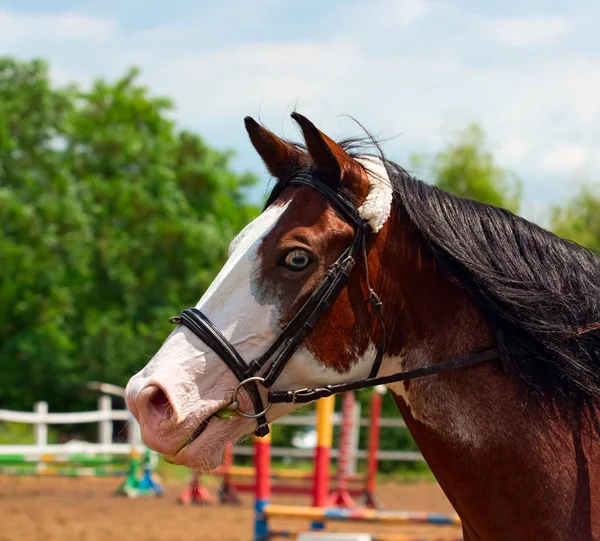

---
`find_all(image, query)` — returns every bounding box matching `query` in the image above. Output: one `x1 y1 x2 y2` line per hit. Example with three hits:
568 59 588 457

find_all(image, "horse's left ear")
245 116 305 180
291 112 369 200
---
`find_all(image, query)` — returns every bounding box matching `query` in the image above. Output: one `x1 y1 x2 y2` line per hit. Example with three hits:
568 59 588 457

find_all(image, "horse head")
125 114 396 470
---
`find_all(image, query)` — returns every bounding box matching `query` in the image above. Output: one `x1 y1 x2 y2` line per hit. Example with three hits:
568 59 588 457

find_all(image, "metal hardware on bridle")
362 230 386 379
229 377 273 419
168 171 504 436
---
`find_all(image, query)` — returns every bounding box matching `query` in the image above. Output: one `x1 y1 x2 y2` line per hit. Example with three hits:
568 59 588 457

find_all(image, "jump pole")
218 442 241 504
265 505 463 540
254 431 272 541
362 385 386 508
326 392 356 508
255 396 336 540
265 504 461 525
217 395 338 504
311 394 335 529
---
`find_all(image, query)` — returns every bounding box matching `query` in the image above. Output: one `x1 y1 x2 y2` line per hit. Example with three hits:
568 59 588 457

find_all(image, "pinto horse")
126 113 600 540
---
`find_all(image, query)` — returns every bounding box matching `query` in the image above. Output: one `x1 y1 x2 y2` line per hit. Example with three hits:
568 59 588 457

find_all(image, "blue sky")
2 1 599 223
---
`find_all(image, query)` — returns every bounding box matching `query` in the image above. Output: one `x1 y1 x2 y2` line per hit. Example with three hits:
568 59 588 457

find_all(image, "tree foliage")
0 58 258 411
551 186 600 254
413 123 523 213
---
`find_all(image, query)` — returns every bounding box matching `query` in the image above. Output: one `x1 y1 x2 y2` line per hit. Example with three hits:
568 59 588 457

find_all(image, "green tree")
413 124 522 212
0 58 258 412
551 185 600 254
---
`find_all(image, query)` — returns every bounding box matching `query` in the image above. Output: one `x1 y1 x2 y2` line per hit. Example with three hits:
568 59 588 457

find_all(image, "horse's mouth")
191 415 213 440
175 403 232 454
169 415 210 457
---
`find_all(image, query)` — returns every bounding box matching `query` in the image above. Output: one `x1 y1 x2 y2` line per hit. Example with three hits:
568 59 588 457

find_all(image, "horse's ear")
245 116 304 180
291 113 367 198
291 113 342 182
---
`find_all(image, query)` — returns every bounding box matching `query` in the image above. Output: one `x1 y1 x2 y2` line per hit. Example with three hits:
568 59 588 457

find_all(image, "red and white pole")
363 386 385 509
178 470 214 505
219 442 241 504
326 392 356 508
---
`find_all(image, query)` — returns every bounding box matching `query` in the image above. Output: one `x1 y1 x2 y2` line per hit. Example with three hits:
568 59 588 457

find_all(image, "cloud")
1 3 599 218
494 137 534 169
0 10 115 44
474 16 575 48
539 142 589 174
343 0 430 28
152 41 361 119
113 34 600 214
393 0 430 25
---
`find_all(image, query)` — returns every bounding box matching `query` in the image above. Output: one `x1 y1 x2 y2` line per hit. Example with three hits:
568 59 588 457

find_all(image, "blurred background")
0 1 598 539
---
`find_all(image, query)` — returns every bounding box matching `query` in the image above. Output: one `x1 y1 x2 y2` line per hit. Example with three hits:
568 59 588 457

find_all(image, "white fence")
0 390 422 466
0 394 142 457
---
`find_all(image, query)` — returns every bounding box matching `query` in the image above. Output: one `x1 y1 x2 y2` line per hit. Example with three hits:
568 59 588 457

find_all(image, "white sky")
2 1 599 223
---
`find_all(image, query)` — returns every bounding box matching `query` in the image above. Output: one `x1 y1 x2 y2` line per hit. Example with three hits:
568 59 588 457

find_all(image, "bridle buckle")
368 290 383 312
291 388 309 404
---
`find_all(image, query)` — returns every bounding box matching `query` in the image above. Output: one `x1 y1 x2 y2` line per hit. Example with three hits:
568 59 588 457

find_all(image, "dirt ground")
0 475 462 541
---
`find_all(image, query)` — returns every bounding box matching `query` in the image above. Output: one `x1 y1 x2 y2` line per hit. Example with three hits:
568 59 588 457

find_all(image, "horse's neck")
376 212 494 373
378 215 600 540
392 368 600 540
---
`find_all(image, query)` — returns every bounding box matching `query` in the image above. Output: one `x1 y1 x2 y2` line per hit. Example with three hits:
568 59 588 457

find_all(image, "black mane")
386 162 600 414
266 136 600 419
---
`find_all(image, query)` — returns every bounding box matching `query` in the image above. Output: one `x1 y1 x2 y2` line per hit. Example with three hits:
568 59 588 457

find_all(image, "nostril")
133 384 182 455
144 385 173 421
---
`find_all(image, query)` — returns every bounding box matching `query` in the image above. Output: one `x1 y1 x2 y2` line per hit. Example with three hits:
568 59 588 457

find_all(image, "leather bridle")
169 172 499 436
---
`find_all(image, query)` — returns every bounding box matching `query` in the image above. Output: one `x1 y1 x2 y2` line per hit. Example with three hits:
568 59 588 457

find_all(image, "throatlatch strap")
267 348 500 404
361 234 386 379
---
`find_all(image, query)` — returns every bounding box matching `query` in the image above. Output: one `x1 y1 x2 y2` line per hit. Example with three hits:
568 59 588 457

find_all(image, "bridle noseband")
170 172 498 436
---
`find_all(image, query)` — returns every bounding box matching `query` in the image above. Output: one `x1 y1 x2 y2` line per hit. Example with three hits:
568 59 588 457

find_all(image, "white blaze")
195 202 288 346
126 203 290 422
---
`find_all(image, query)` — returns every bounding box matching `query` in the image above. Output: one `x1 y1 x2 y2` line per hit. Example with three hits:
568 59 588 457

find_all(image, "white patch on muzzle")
126 203 290 424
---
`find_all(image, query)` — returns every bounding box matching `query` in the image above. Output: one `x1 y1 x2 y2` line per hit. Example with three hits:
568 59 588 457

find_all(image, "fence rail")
0 409 131 424
273 414 407 429
0 443 135 456
0 396 141 456
0 392 422 465
232 446 424 462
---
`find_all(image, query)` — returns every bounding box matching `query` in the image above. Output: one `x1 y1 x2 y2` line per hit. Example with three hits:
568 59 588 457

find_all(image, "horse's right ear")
245 117 305 180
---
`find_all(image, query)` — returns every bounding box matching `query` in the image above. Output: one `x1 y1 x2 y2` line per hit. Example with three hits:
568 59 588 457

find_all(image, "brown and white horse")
126 114 600 541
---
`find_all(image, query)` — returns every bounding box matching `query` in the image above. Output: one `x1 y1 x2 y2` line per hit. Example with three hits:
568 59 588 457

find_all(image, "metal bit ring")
230 376 272 419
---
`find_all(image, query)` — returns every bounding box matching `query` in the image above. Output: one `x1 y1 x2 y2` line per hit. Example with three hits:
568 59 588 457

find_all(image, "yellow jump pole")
254 432 271 541
311 394 335 530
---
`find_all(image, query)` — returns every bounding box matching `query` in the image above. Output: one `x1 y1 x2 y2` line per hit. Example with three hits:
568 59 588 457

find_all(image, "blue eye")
283 250 311 271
